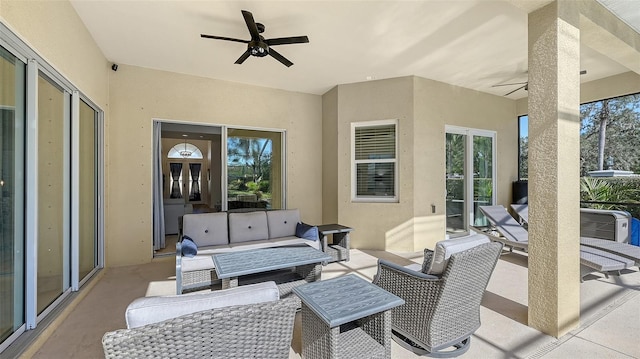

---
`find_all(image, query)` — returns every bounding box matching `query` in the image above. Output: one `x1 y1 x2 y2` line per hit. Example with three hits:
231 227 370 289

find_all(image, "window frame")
351 119 399 203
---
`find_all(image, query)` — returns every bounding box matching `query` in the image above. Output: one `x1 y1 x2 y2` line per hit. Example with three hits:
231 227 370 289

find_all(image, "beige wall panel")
336 77 415 251
581 71 640 103
0 0 109 106
414 77 517 250
321 87 339 224
334 76 516 252
108 65 321 266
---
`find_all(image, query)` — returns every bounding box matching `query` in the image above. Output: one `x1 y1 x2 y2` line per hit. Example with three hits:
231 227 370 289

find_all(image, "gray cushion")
228 211 269 243
266 209 301 239
182 212 228 247
427 234 490 275
125 281 280 329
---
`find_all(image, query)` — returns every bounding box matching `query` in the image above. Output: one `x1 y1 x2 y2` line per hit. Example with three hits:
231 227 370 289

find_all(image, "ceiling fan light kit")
201 10 309 67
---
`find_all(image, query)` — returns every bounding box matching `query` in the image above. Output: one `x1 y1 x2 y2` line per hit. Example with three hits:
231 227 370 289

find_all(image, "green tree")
227 137 272 183
581 94 640 175
519 135 528 179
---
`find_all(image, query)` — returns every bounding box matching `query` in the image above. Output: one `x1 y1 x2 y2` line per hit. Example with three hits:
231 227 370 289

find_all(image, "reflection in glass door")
227 129 282 211
473 135 494 226
0 46 25 345
445 126 495 235
78 100 98 281
37 73 70 314
445 133 466 233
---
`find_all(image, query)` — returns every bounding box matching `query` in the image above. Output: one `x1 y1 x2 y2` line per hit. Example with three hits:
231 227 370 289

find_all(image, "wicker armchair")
102 283 298 359
373 239 503 357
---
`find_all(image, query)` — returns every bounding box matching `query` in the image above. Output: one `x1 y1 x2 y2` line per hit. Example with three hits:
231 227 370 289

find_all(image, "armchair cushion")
180 236 198 257
427 234 490 275
125 281 279 329
296 222 319 241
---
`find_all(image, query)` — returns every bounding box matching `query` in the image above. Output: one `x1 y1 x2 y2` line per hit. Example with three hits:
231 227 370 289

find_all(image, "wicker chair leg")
392 330 471 358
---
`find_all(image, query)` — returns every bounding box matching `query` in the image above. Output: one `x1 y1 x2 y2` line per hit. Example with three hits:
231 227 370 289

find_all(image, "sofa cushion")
228 211 269 243
181 236 198 257
269 236 321 251
266 209 301 239
296 222 319 241
125 281 280 329
427 234 490 275
182 212 228 247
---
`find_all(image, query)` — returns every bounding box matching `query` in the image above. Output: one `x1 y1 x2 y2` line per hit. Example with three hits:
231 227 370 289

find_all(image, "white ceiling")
70 0 638 100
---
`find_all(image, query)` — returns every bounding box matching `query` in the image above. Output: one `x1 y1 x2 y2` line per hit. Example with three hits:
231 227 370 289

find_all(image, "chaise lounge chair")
472 205 529 252
580 237 640 267
510 203 529 224
474 205 634 282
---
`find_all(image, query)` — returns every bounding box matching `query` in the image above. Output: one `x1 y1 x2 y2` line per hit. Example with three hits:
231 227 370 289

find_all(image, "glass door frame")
445 125 497 235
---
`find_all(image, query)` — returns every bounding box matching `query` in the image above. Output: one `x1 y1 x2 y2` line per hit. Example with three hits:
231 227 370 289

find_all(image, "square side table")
293 274 404 359
316 224 353 263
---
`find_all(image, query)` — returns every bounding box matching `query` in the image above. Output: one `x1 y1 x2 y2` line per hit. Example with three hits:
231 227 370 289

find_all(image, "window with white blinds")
351 120 398 202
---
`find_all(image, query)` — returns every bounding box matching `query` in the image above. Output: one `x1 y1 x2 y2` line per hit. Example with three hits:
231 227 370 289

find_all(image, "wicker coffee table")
212 246 331 298
293 274 404 359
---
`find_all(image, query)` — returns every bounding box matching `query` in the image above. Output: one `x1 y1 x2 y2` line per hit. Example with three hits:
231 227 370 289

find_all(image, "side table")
316 224 353 263
292 274 404 359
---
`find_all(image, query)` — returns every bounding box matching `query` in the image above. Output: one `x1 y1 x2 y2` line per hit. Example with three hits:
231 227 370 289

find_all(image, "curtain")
152 121 165 250
189 163 201 201
170 163 183 198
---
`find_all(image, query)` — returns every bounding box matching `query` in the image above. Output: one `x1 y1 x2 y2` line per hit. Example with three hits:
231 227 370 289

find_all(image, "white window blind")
352 121 398 201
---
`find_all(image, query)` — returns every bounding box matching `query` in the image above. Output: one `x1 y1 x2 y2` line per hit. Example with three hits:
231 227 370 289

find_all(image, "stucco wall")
331 76 516 252
335 77 415 251
321 87 339 225
0 0 109 108
414 76 517 250
107 65 322 266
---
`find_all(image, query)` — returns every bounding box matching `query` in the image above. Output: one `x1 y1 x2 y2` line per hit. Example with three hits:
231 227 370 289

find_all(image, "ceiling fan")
200 10 309 67
493 70 587 96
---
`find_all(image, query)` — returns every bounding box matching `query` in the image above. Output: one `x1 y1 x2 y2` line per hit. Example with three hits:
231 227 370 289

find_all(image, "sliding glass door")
78 100 99 281
445 126 496 235
226 129 283 210
0 45 25 346
0 23 104 353
37 72 70 314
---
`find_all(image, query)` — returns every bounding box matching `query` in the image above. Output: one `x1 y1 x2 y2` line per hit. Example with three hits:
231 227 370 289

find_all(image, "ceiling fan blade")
492 81 528 88
265 36 310 46
268 48 293 67
235 49 251 64
241 10 260 40
200 34 249 43
504 85 527 96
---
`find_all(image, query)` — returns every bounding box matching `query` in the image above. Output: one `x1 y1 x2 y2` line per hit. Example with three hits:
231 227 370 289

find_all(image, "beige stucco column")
527 1 581 338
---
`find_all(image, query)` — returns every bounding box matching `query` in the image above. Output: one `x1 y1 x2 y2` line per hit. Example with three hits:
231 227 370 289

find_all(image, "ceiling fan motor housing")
249 40 269 57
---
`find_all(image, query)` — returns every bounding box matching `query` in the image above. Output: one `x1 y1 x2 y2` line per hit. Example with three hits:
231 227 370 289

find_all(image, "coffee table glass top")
292 274 405 327
212 246 331 279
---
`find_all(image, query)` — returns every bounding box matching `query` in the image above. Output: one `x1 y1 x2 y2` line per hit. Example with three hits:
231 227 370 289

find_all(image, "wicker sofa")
176 209 321 293
103 281 298 359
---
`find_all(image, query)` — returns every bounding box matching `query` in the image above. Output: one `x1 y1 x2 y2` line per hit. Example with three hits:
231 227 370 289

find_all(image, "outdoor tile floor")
23 248 640 359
